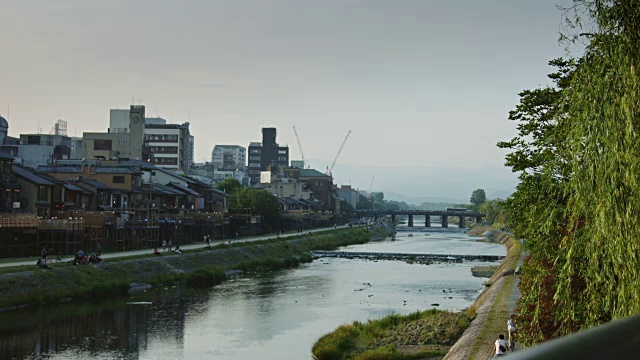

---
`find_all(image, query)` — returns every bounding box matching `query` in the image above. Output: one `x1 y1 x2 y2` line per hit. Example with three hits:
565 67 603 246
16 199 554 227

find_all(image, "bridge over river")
356 209 486 228
312 250 503 262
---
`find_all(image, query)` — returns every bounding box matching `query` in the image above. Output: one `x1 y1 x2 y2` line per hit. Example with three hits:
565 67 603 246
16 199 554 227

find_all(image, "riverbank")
311 226 521 360
0 226 393 312
443 226 522 360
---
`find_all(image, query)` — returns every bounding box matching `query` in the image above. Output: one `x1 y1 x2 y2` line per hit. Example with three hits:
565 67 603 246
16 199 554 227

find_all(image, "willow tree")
556 0 640 330
499 57 577 344
502 0 640 345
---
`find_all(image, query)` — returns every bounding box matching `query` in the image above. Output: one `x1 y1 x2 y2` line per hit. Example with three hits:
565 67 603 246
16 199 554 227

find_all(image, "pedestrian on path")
493 334 507 358
205 235 211 249
508 318 518 351
162 240 167 252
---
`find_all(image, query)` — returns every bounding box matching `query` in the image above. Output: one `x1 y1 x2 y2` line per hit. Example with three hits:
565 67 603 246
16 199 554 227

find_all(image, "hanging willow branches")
502 0 640 345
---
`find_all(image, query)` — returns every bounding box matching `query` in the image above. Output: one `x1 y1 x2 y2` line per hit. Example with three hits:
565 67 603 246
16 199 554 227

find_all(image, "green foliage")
312 309 467 360
232 188 281 226
340 200 355 214
185 268 226 288
470 188 486 206
216 178 242 195
499 0 640 345
356 192 415 211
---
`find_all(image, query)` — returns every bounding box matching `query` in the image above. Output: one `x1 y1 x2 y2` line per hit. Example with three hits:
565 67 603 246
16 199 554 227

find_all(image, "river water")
0 229 504 360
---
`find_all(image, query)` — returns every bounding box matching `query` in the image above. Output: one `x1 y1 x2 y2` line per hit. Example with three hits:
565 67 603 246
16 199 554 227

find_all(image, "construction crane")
292 126 309 169
327 130 351 176
369 176 375 193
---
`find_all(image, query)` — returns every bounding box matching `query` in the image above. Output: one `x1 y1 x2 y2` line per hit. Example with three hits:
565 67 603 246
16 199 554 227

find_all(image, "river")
0 229 505 360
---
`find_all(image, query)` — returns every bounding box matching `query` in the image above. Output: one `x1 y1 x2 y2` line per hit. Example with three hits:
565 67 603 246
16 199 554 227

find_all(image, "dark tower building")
247 127 289 185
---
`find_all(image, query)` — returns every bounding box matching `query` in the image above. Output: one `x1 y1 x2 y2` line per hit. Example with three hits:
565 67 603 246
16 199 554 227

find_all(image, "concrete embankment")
443 226 522 360
0 227 391 311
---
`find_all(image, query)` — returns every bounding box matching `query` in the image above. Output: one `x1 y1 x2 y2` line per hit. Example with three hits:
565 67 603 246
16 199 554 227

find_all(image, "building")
247 128 289 185
211 145 246 171
0 116 8 145
144 122 191 173
189 135 194 169
0 120 76 168
190 162 215 178
0 155 21 211
261 179 312 200
284 168 337 211
290 160 304 169
109 109 130 133
70 137 83 160
12 165 55 216
83 105 146 161
19 133 72 160
336 185 358 209
0 144 55 169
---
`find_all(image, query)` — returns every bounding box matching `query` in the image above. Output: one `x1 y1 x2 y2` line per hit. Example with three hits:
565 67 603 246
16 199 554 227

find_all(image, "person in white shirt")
508 318 517 350
494 334 507 357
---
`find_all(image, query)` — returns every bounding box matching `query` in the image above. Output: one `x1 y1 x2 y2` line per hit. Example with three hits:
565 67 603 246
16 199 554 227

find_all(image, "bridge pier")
425 215 431 227
459 216 465 228
391 214 397 224
408 214 414 227
442 215 448 228
374 214 378 221
475 215 482 224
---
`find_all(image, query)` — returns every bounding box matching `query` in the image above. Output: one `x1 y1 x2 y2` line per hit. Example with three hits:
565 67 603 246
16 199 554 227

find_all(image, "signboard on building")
260 171 272 184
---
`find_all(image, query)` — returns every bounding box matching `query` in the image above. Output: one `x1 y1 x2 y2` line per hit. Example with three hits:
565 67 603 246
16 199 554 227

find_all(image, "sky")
0 0 571 200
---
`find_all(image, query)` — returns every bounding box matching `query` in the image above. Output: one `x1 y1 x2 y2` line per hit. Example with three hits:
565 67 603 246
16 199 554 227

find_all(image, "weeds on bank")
312 309 468 360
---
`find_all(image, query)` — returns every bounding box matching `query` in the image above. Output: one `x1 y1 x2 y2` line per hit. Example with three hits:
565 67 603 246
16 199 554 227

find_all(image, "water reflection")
0 232 505 360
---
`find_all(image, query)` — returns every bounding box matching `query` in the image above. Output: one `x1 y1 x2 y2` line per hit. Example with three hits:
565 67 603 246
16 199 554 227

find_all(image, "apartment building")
211 145 246 170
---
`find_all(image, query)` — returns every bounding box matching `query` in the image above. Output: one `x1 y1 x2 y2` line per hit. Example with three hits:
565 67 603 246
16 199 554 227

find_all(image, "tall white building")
211 145 246 170
144 122 191 172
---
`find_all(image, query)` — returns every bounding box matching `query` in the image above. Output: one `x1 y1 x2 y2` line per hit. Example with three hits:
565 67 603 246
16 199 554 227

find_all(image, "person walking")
205 235 211 249
162 240 167 252
494 334 507 358
507 317 518 351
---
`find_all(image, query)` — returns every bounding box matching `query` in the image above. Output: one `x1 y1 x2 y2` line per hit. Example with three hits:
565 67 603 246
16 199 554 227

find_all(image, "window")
113 176 125 184
94 139 112 151
37 185 49 202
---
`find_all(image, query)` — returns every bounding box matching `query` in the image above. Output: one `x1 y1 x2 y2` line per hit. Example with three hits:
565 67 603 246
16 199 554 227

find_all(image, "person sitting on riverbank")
173 245 182 254
89 252 103 264
36 258 51 269
73 250 88 265
494 334 507 357
154 247 161 256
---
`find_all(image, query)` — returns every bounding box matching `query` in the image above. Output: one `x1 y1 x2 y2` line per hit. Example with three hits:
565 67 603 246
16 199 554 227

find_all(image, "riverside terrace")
355 209 486 228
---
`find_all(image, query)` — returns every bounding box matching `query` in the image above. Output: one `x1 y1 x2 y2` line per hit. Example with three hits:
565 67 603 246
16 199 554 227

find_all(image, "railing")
0 214 38 228
506 313 640 359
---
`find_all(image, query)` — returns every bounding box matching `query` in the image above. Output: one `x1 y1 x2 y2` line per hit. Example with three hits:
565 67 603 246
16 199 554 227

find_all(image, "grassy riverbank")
443 225 522 360
312 309 470 360
0 226 391 311
465 227 521 359
313 226 521 360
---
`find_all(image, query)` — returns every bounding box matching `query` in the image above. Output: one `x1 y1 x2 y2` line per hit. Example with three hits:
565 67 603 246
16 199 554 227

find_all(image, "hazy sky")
0 0 570 195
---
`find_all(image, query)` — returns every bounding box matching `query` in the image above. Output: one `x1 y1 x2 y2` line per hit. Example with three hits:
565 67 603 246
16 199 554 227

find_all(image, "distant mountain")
310 159 518 203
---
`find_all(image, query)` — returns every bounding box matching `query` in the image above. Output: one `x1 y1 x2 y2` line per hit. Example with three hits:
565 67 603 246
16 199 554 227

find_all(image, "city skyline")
1 0 571 196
